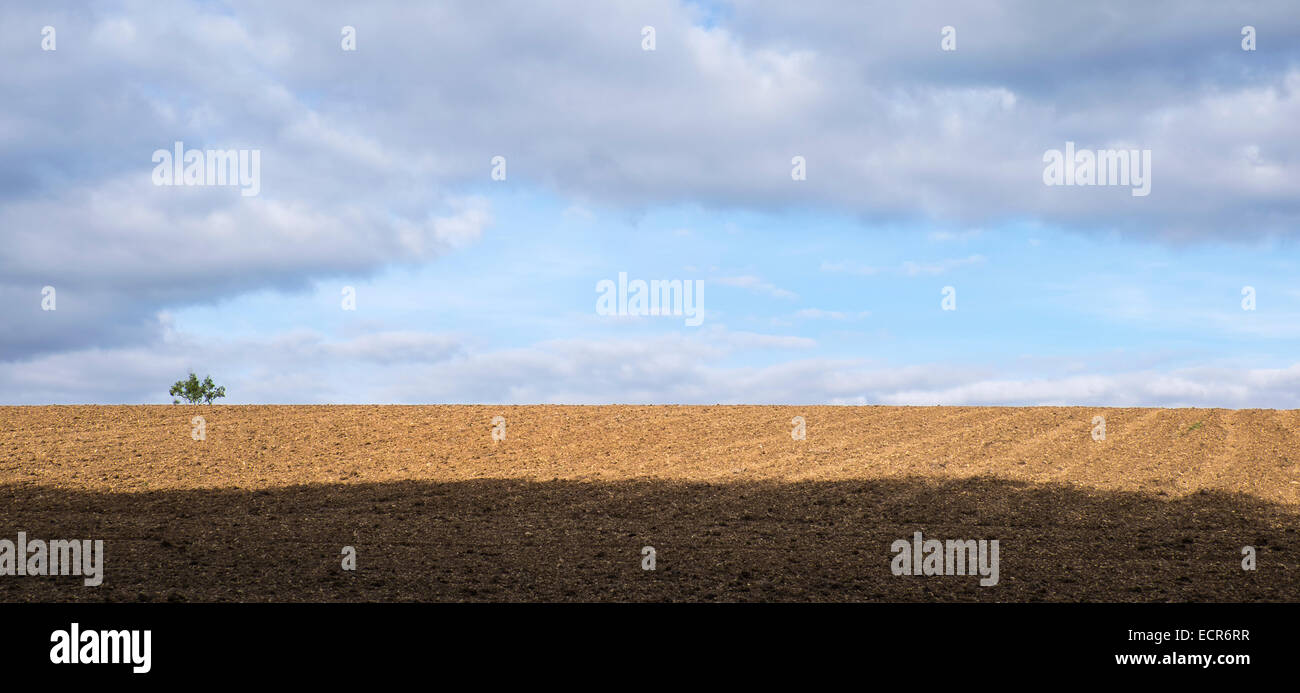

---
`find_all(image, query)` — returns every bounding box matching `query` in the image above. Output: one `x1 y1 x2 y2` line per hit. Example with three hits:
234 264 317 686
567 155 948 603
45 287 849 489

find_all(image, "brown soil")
0 405 1296 602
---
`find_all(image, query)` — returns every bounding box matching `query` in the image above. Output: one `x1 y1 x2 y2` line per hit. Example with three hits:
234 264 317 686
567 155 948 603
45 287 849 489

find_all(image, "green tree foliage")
169 372 226 404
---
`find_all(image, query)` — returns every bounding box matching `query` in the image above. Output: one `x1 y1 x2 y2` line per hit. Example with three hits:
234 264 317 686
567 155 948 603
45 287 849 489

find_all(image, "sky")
2 0 1299 406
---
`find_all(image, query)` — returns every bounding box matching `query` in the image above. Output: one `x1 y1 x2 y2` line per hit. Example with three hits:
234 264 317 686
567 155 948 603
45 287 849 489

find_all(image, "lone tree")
169 372 226 404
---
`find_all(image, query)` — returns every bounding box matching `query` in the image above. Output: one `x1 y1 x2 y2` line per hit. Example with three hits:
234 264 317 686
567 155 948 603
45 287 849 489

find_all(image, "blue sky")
2 1 1299 406
163 191 1300 405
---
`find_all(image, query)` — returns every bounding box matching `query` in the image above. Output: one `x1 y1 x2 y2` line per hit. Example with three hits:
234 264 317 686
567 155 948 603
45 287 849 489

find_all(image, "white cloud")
794 309 870 321
819 261 879 276
928 229 983 243
0 172 491 358
4 0 1300 407
714 275 798 299
821 256 986 277
4 325 1299 408
900 255 987 276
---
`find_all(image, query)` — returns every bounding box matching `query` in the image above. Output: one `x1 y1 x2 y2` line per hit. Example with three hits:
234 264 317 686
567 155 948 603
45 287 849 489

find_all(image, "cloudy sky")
2 0 1299 406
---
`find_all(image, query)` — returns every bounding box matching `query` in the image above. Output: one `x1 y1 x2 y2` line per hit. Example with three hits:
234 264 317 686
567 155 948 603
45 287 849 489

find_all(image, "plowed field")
1 405 1297 601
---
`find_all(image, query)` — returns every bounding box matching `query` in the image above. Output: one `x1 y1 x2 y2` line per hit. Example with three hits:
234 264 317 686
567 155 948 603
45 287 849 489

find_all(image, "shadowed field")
0 405 1296 601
